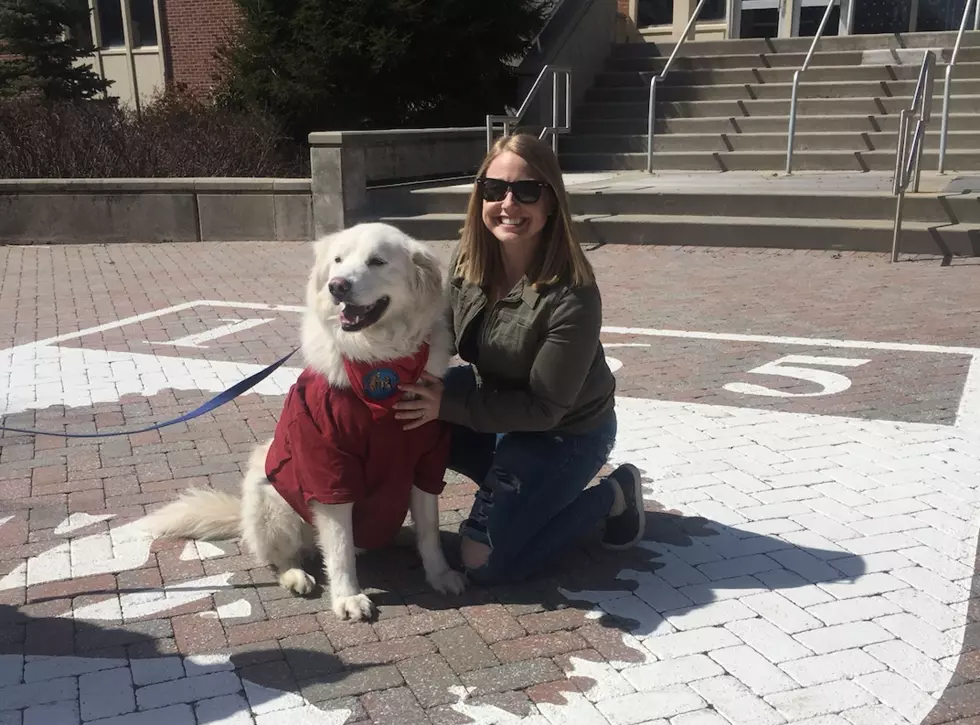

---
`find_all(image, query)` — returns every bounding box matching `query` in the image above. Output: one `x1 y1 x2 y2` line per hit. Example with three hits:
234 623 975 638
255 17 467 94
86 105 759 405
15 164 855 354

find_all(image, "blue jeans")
443 366 618 585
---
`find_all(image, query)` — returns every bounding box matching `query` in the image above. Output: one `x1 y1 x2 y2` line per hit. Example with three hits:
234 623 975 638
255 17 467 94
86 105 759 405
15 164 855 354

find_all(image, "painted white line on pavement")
147 317 276 348
15 300 304 351
601 325 980 356
12 299 978 358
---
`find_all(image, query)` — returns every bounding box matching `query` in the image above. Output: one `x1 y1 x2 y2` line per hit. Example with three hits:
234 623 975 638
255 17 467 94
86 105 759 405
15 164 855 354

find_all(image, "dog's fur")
139 222 463 621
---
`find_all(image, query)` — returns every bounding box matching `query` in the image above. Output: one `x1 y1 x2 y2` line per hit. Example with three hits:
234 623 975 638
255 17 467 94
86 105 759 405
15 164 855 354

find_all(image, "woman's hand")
394 371 444 430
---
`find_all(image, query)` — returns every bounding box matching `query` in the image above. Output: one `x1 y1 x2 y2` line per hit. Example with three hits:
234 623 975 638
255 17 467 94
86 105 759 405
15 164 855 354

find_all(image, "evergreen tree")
215 0 551 141
0 0 112 101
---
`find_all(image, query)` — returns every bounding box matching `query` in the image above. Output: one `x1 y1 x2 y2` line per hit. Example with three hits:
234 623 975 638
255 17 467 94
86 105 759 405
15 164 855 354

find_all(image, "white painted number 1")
724 354 871 398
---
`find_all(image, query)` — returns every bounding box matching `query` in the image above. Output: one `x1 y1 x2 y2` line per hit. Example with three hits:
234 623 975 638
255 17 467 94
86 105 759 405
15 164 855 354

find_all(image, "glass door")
739 0 781 37
731 0 841 39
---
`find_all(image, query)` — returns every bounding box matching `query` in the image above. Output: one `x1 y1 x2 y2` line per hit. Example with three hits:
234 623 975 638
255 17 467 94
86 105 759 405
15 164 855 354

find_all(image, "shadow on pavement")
0 499 866 721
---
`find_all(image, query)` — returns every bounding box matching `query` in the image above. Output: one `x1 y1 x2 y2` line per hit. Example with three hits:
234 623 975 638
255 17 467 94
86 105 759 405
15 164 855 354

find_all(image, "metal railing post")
939 61 953 173
647 76 658 173
912 51 934 192
785 0 839 174
891 109 910 262
786 70 802 174
646 0 711 173
891 51 936 262
486 65 572 153
938 0 976 173
552 70 560 154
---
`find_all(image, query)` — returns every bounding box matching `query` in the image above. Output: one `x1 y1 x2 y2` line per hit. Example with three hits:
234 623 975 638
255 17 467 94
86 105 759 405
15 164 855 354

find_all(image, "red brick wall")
160 0 241 95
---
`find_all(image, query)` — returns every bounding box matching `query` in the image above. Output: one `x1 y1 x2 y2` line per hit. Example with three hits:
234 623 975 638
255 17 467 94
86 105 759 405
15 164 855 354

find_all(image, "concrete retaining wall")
516 0 619 129
0 178 313 244
307 127 485 237
1 128 487 244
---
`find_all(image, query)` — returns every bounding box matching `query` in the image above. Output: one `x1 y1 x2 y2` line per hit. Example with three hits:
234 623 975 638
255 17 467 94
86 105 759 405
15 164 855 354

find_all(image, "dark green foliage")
214 0 551 140
0 0 112 100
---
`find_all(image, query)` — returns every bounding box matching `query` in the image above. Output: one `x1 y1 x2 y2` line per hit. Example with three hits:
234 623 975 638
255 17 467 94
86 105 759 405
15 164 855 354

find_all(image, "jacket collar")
452 271 545 310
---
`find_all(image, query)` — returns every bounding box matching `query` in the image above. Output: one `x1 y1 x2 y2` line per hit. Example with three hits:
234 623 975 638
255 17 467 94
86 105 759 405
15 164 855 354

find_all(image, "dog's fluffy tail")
141 488 242 541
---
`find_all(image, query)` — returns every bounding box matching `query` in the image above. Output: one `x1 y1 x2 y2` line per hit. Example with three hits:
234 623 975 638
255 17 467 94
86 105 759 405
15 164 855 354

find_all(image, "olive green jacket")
437 249 616 435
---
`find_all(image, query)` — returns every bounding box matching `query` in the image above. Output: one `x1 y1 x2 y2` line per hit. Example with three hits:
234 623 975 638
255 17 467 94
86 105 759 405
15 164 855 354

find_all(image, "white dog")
140 222 464 621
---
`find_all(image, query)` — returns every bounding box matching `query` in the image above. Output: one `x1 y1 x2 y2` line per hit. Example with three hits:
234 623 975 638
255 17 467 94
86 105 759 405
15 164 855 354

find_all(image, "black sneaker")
601 463 646 550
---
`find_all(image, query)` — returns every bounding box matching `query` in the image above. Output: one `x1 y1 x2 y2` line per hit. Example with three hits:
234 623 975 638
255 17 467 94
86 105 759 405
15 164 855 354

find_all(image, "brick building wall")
160 0 241 94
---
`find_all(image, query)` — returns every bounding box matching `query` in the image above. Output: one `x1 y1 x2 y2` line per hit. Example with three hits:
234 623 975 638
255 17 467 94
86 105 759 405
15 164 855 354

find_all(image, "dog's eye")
367 257 386 267
334 256 342 263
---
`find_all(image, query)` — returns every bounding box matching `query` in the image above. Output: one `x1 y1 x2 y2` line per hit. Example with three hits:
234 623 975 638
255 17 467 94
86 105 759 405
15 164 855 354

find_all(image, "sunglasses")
477 177 549 204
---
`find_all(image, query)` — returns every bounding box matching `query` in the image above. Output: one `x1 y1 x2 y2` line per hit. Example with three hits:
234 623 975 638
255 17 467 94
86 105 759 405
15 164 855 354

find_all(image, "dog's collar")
341 344 431 421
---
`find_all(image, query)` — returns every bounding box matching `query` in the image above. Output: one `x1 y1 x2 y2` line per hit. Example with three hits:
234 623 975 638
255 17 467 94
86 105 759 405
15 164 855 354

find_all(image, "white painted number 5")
724 354 871 398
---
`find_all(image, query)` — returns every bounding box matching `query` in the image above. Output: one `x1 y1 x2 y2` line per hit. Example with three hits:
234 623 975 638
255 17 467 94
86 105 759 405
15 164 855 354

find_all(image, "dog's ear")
411 246 444 301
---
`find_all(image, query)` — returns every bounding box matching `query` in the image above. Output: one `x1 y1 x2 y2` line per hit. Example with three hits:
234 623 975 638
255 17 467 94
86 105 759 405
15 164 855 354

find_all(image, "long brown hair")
453 134 595 290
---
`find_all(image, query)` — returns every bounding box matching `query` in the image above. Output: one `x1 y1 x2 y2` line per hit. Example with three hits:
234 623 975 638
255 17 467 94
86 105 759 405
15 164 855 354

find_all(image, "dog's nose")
327 277 351 300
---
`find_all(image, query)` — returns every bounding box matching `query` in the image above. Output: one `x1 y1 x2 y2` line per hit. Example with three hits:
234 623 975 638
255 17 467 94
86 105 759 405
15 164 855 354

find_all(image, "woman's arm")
438 285 602 433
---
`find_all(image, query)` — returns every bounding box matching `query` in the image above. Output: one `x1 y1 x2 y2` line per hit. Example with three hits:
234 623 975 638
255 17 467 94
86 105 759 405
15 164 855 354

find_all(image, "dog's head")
306 222 444 339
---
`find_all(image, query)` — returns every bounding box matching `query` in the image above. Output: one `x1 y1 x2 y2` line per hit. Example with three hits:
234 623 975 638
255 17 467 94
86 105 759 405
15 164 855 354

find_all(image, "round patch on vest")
362 368 400 400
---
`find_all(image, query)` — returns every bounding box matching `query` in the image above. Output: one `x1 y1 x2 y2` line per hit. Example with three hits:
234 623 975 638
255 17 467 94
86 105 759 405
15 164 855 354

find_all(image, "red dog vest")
265 346 450 550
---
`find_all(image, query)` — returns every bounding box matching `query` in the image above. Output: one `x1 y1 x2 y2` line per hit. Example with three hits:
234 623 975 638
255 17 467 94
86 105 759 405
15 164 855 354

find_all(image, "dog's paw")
279 568 316 596
332 592 375 621
427 567 466 596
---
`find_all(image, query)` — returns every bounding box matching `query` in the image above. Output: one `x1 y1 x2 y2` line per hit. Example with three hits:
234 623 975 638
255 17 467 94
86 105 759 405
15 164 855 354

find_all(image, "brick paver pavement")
1 241 979 725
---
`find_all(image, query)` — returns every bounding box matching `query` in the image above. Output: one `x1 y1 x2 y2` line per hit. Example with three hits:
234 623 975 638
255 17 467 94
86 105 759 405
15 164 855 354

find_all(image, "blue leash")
0 348 300 438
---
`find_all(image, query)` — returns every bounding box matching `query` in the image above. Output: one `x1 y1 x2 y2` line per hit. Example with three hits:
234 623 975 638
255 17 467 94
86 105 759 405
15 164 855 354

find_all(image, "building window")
129 0 158 47
93 0 159 49
97 0 125 47
638 0 674 25
637 0 727 26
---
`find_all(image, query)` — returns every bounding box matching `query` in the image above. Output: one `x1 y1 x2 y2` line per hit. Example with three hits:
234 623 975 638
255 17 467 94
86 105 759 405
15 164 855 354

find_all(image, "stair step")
572 113 980 135
598 65 926 86
576 94 980 119
612 29 980 58
377 212 980 256
557 148 980 172
605 47 980 72
385 188 980 224
559 130 980 153
595 62 980 87
586 78 980 103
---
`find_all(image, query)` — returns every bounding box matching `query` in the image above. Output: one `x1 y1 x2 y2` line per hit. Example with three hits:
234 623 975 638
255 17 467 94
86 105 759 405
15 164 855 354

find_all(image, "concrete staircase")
563 30 980 172
370 171 980 255
365 30 980 256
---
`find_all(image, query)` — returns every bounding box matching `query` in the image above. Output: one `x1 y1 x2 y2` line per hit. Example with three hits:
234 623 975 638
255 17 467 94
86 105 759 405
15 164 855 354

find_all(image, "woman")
394 133 645 585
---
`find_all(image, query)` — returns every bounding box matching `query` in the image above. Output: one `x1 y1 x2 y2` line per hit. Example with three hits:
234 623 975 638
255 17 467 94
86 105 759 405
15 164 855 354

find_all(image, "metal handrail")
646 0 711 173
486 65 572 154
937 0 978 173
891 51 936 263
906 49 937 193
785 0 840 174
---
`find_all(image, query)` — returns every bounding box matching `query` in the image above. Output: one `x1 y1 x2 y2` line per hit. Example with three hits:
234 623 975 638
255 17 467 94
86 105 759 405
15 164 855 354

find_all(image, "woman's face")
480 150 553 252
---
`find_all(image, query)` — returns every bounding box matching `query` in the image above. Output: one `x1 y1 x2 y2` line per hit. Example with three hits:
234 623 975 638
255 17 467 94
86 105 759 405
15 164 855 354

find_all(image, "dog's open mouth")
339 297 390 332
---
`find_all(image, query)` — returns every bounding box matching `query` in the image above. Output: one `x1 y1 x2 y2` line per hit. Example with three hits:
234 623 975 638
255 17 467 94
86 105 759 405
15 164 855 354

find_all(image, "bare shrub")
0 86 309 178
